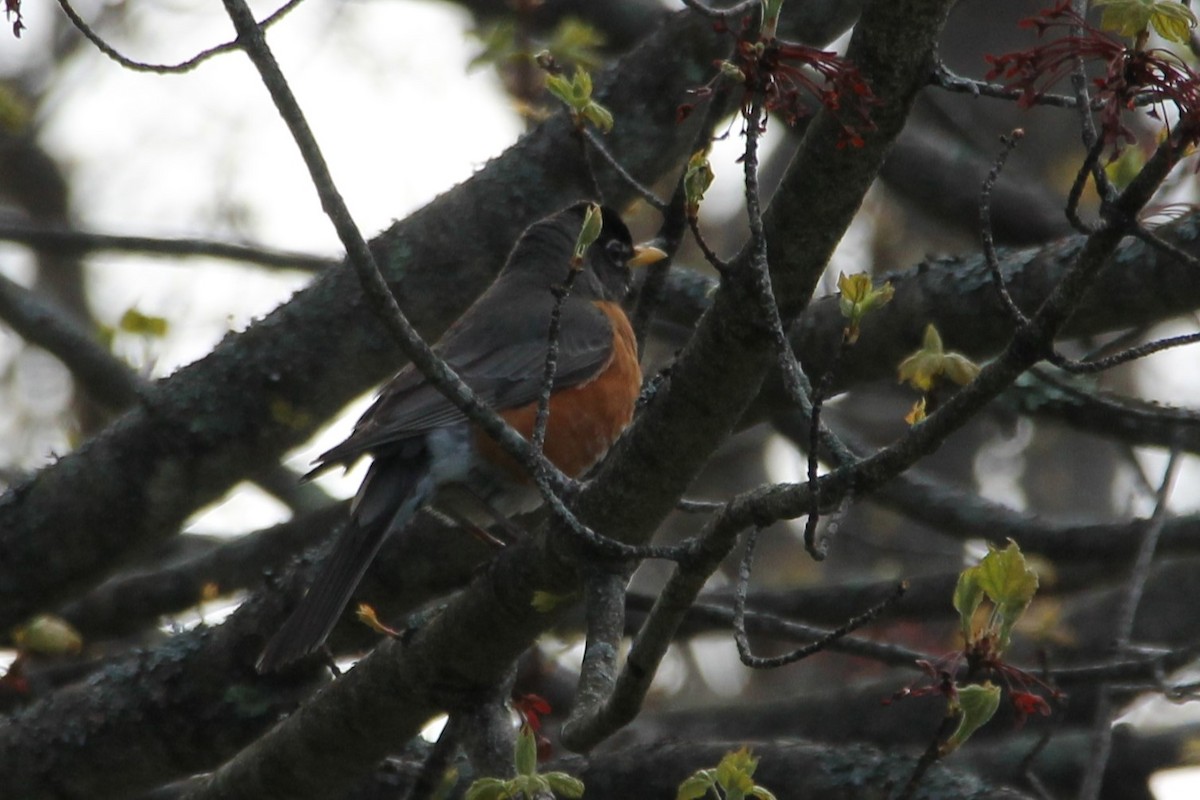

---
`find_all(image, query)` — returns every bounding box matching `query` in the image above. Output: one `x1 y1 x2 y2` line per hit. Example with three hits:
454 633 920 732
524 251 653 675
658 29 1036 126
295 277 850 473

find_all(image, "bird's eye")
605 239 630 265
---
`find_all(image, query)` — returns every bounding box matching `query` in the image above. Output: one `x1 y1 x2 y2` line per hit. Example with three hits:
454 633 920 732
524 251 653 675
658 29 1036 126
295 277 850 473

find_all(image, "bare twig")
532 272 581 457
57 0 307 74
582 129 668 212
1049 330 1200 374
732 528 907 668
0 219 337 272
980 130 1030 325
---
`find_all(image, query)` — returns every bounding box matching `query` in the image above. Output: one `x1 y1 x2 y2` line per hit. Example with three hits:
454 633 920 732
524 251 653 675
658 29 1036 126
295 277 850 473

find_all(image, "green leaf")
465 777 510 800
546 18 605 69
976 541 1039 649
750 788 778 800
943 682 1002 754
574 202 604 262
676 772 716 800
897 324 979 393
545 772 586 798
684 150 715 216
1093 0 1197 42
545 74 575 105
952 568 985 643
118 307 169 338
467 21 517 72
942 353 981 386
715 748 758 798
515 726 538 777
837 272 894 343
1150 2 1197 43
582 101 614 133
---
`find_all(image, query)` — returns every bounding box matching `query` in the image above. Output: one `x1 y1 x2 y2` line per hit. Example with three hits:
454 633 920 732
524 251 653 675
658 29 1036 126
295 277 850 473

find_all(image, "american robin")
257 203 665 671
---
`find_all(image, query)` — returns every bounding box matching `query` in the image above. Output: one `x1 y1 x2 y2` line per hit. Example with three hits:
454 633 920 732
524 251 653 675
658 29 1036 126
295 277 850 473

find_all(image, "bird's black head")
578 202 637 301
505 202 656 303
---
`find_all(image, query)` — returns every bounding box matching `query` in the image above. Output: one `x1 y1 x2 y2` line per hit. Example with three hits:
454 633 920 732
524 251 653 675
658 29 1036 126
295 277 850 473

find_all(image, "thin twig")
980 130 1030 325
0 220 337 272
647 594 932 667
931 59 1166 113
732 529 907 668
1049 330 1200 374
1130 221 1200 271
532 273 581 456
1065 136 1106 235
801 332 852 555
582 129 668 212
739 92 834 559
687 216 733 274
58 0 306 74
1067 0 1117 207
893 715 957 800
932 60 1086 108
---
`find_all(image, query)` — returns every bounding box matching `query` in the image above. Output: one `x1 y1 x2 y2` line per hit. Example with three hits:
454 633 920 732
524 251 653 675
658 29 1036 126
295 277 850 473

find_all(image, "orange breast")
475 301 640 481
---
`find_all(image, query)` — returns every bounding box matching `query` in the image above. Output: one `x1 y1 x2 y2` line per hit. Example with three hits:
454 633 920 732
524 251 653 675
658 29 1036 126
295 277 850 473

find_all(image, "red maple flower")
681 15 877 148
985 1 1200 157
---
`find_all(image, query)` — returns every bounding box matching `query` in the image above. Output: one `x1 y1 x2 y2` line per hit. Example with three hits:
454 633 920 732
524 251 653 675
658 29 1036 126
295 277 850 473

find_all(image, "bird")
257 202 665 672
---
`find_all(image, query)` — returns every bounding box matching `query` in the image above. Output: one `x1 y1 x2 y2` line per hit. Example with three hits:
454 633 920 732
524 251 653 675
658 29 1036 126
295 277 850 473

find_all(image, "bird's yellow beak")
628 243 669 267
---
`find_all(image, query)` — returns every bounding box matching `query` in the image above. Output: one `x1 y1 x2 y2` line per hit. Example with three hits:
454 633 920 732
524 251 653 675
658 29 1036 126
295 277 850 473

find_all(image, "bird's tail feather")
257 453 431 672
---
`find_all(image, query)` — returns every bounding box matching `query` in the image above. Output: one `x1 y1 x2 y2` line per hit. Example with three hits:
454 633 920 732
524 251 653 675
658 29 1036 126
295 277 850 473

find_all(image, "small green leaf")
897 324 979 393
545 74 575 105
574 202 604 263
582 101 614 133
515 726 538 777
545 18 605 70
467 21 517 72
1149 2 1197 43
1094 0 1197 43
976 541 1039 650
464 777 509 800
716 748 759 798
684 150 715 217
952 568 985 643
676 772 716 800
541 66 613 132
943 682 1002 754
837 272 894 343
118 307 169 338
942 353 981 386
750 787 779 800
545 772 586 798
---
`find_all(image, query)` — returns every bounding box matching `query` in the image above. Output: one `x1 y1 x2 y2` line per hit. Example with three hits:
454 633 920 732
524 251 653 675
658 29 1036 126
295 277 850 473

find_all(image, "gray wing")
315 290 615 469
